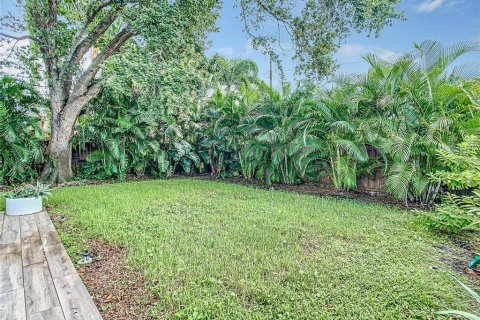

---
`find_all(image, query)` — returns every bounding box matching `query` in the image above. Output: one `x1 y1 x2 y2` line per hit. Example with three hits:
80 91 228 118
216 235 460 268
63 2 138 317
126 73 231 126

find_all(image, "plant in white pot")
5 182 52 216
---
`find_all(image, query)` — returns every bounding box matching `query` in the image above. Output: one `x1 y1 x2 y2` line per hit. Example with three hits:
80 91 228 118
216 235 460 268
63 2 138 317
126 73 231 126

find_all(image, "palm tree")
303 82 369 191
200 83 259 177
239 85 326 184
208 55 260 91
0 76 43 184
357 40 480 204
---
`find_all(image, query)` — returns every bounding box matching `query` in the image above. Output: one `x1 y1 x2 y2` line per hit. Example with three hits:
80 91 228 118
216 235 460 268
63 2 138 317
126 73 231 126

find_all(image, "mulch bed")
178 174 425 209
77 241 155 320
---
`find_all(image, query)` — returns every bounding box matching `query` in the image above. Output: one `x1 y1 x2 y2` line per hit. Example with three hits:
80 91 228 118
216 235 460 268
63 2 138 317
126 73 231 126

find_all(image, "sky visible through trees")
1 0 479 86
205 0 480 85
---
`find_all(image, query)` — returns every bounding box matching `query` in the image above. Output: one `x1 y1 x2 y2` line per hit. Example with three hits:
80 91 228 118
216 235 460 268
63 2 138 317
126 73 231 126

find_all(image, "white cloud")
415 0 444 13
338 44 396 61
215 47 234 56
413 0 463 13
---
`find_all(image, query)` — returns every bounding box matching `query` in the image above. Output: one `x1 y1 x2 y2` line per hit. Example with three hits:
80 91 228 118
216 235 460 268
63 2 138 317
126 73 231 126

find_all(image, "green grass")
2 179 478 319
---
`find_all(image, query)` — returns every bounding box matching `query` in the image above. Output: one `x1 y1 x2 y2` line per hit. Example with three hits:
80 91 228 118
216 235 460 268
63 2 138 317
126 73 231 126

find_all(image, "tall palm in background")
239 86 326 184
359 40 480 204
303 81 368 190
208 55 259 90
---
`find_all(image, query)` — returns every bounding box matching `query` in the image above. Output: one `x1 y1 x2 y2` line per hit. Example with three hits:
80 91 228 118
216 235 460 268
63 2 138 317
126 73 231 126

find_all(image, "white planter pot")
5 197 43 216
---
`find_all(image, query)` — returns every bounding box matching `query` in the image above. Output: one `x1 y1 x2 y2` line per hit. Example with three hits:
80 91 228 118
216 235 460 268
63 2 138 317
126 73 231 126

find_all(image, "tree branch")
86 1 115 25
0 32 40 42
254 0 293 29
60 4 124 96
66 27 134 107
68 5 124 68
48 0 57 28
46 0 59 79
25 4 59 85
65 80 105 118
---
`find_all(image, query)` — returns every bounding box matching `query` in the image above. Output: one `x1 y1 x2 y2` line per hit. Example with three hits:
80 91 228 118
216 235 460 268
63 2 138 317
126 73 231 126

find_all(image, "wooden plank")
38 223 60 247
22 234 45 266
30 306 65 320
35 211 53 227
0 253 23 293
39 231 60 247
0 215 21 255
20 214 38 239
24 261 61 316
2 214 20 233
54 274 102 320
0 287 26 320
44 244 76 279
37 221 55 233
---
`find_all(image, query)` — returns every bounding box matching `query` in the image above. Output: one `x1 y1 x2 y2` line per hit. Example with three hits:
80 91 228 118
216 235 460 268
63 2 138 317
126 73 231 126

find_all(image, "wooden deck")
0 210 102 320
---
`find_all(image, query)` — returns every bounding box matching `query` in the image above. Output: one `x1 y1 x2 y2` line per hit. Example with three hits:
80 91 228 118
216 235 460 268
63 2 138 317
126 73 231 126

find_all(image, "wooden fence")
30 143 94 172
317 145 385 194
318 171 385 194
71 143 95 167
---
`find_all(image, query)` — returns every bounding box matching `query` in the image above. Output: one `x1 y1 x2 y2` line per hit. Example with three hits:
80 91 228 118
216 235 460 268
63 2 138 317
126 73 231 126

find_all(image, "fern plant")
421 135 480 233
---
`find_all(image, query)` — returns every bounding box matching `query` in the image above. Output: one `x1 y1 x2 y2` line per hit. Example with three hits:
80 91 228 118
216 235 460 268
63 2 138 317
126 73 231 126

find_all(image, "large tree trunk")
40 80 107 184
40 100 77 184
41 136 72 184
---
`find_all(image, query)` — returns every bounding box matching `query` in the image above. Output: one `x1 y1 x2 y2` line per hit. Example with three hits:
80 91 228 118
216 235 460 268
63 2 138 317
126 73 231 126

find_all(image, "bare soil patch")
77 241 155 320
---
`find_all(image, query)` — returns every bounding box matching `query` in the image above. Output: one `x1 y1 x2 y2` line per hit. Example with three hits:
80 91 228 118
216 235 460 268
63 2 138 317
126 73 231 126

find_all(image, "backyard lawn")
3 179 478 319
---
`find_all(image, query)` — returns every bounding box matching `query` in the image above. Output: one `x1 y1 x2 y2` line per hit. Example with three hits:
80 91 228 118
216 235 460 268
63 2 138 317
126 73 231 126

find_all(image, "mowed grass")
3 179 478 318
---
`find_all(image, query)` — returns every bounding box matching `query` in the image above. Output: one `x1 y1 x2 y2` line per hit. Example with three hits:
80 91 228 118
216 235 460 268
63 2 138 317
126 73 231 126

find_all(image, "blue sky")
206 0 480 86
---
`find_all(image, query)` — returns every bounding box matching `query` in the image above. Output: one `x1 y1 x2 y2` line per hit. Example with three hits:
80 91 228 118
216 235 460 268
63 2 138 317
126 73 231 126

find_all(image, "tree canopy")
238 0 403 79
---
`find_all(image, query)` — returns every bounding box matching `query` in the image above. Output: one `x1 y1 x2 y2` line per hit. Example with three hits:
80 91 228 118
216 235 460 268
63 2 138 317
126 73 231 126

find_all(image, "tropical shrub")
157 115 201 177
305 81 368 190
354 41 480 204
431 135 480 190
75 93 159 180
0 76 44 185
74 86 203 180
200 87 252 178
421 136 480 233
238 85 327 184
